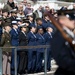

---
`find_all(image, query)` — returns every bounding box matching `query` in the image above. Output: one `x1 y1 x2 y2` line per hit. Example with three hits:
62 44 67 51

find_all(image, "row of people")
0 16 54 75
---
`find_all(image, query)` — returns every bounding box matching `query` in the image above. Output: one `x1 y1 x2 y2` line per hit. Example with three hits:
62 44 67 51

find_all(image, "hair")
36 18 42 22
43 14 49 18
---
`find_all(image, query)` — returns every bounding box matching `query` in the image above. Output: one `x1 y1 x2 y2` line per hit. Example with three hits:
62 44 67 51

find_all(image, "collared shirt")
48 32 52 38
31 31 36 38
37 10 42 18
13 28 18 34
22 31 26 36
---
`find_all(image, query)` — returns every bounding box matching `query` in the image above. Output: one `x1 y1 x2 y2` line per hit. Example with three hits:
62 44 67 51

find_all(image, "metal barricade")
0 45 50 75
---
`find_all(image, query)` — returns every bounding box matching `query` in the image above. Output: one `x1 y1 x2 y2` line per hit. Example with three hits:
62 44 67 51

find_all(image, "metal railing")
0 45 50 75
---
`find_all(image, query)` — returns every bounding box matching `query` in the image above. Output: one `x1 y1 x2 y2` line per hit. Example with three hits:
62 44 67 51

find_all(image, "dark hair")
43 14 49 18
36 18 42 22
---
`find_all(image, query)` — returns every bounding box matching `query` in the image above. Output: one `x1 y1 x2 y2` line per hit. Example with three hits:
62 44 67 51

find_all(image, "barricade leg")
44 48 47 75
14 48 17 75
0 48 2 75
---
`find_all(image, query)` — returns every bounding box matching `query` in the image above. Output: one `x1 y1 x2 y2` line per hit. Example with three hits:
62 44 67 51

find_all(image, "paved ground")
19 59 58 75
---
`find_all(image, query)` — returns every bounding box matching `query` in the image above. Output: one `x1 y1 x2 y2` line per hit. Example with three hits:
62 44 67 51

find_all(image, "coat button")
8 41 9 42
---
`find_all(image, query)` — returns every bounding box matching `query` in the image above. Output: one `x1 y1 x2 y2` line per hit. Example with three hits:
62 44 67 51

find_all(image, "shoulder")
27 32 31 36
36 33 39 36
43 32 47 35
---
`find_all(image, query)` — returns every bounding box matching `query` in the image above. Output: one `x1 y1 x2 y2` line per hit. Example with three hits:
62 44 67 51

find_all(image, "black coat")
18 32 28 74
51 30 75 75
19 32 28 46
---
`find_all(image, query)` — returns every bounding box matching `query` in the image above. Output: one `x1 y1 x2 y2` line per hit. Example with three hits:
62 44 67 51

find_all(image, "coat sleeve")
0 34 5 46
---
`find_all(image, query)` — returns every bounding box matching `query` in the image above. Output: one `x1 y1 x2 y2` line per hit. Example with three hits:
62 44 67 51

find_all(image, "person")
17 5 25 18
36 18 43 29
1 9 9 26
51 16 75 75
3 0 16 12
42 14 54 31
18 25 28 74
36 27 45 72
22 0 27 11
27 14 36 27
24 3 33 17
34 6 43 19
0 17 3 42
27 26 37 73
10 10 18 22
44 6 50 14
43 26 53 71
0 23 11 75
10 21 19 75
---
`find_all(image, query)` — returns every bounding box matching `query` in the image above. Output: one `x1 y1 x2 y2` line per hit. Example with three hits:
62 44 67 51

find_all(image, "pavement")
18 59 58 75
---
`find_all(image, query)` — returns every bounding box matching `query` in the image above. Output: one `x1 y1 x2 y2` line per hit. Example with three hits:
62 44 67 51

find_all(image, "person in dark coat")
51 16 75 75
36 27 45 72
43 26 53 71
18 26 28 74
10 21 19 75
36 18 43 29
27 26 37 73
10 10 18 22
42 14 54 31
27 14 36 27
4 0 18 12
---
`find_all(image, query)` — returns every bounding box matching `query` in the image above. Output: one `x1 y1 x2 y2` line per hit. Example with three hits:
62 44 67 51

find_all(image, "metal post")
14 48 17 75
0 48 2 75
44 48 47 75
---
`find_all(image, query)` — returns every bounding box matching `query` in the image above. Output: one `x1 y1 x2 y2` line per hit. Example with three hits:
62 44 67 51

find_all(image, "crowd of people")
0 0 56 75
0 0 75 75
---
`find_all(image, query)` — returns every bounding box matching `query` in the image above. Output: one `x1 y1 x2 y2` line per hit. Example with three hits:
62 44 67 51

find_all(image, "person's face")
29 16 33 21
39 29 43 34
13 25 18 29
48 27 53 32
38 6 42 11
45 7 50 11
23 0 27 5
3 12 8 17
8 0 13 3
5 26 11 32
22 27 26 32
11 13 17 17
31 27 36 33
27 3 31 8
18 21 22 25
37 20 42 25
45 16 49 21
18 5 23 11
